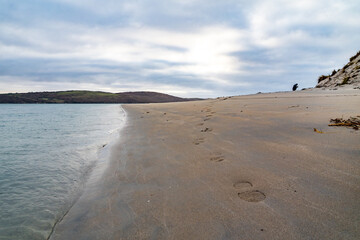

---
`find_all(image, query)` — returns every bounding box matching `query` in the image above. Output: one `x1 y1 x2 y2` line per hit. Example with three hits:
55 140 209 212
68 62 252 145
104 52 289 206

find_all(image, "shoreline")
48 105 127 240
51 89 360 240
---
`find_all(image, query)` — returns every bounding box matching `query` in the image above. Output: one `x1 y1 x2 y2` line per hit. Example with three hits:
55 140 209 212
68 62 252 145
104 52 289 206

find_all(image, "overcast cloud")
1 0 359 97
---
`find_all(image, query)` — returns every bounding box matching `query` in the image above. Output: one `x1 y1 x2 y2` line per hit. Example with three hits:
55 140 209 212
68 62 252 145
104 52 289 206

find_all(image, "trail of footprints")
196 102 266 203
196 104 225 162
193 104 215 146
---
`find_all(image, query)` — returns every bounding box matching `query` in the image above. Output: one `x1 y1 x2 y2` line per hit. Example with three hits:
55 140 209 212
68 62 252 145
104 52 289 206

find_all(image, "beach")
51 88 360 240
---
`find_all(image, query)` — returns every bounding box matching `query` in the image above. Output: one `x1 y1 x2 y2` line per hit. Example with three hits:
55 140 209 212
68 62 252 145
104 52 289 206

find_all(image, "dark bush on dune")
318 75 328 83
349 50 360 62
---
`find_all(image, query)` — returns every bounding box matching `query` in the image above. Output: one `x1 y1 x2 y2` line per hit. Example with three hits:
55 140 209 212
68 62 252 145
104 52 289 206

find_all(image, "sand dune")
51 88 360 240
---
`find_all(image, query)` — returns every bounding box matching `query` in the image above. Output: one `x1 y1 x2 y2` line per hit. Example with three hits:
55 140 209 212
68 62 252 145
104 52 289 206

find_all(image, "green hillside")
0 91 200 103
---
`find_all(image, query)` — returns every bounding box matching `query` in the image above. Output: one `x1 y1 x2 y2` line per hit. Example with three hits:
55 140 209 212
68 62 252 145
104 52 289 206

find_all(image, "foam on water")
0 104 125 240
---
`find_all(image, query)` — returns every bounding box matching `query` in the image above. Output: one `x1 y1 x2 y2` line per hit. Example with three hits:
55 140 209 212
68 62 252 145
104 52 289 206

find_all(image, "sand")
51 88 360 240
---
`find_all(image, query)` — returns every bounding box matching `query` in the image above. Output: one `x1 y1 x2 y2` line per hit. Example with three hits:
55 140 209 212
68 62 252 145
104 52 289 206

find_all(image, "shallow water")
0 104 125 240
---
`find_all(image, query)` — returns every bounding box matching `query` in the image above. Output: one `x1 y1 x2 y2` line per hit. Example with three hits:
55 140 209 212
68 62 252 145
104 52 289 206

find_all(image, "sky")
1 0 359 97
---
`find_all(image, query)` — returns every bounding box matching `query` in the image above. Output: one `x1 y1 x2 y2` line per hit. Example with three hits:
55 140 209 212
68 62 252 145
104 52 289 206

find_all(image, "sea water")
0 104 125 240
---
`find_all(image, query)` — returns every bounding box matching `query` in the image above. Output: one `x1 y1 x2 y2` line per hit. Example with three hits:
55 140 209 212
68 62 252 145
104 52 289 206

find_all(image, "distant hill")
0 91 201 104
316 50 360 88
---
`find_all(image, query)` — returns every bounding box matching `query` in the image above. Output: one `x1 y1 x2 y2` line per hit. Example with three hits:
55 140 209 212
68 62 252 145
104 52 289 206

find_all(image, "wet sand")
51 89 360 240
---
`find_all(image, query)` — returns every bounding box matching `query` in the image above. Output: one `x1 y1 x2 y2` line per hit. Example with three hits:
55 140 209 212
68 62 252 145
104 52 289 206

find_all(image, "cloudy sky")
1 0 359 97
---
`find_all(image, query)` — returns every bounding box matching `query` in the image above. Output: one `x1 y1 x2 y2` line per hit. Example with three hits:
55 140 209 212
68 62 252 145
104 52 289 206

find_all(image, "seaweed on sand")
329 116 360 130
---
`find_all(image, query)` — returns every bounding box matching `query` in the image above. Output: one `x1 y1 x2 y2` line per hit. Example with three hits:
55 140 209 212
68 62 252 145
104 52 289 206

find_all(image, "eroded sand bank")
51 89 360 240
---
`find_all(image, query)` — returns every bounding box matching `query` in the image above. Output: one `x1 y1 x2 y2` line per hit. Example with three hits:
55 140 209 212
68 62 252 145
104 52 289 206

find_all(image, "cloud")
246 0 360 49
0 22 247 92
0 0 360 97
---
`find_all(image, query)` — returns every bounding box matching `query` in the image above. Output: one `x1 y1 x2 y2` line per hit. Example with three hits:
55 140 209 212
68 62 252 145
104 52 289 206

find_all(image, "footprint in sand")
233 181 253 191
234 181 266 203
210 152 224 162
201 127 212 132
238 191 266 202
193 137 205 145
203 118 211 121
197 123 204 126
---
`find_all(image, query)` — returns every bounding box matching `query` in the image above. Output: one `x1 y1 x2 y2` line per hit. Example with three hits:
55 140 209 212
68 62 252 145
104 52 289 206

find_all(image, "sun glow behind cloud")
1 0 359 97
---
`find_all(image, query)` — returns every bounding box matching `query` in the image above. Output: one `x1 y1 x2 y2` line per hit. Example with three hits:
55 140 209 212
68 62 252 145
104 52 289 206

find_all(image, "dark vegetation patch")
341 76 350 85
318 75 328 83
0 91 201 104
349 50 360 62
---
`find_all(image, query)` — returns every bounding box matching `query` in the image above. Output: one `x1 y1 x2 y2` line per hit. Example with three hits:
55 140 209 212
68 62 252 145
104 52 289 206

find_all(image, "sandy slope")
51 88 360 240
316 51 360 88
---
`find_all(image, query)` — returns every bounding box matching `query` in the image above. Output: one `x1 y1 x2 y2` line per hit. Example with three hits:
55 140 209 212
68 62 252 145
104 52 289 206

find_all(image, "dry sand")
51 88 360 240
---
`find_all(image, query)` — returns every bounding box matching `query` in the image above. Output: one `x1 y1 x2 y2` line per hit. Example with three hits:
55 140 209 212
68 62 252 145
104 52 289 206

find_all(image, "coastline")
51 89 360 240
47 105 127 240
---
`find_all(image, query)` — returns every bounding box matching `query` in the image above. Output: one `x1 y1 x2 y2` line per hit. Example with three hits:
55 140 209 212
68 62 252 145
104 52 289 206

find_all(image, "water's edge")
46 105 127 240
